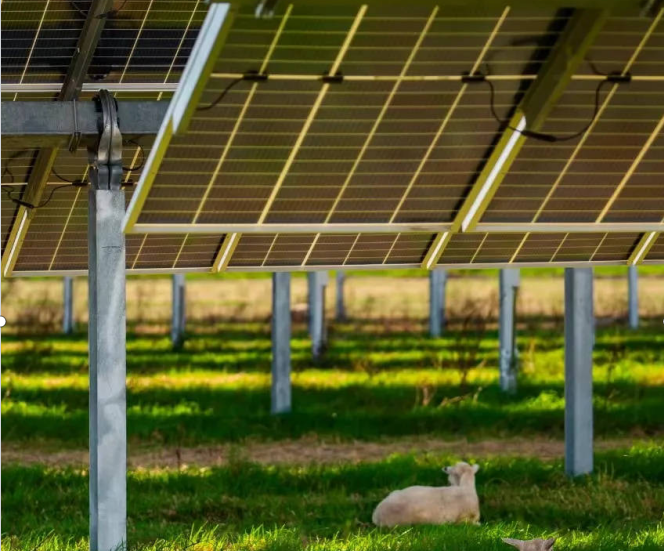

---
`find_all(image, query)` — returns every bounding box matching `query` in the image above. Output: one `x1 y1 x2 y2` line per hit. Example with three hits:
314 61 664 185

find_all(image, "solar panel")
3 182 226 275
437 231 642 265
480 80 664 226
124 4 582 234
1 0 207 91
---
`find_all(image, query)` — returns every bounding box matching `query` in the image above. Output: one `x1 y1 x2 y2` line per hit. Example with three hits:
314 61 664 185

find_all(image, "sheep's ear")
502 538 524 550
472 464 480 473
543 538 556 550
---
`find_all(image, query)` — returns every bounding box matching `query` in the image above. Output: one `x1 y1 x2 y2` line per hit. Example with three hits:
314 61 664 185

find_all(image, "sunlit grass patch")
2 445 663 550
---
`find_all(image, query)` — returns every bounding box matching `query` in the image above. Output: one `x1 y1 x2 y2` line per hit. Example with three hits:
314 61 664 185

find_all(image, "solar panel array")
2 1 663 275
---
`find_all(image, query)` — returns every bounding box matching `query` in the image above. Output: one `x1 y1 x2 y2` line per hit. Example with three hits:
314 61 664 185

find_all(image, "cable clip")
243 70 268 82
461 72 487 83
322 71 344 84
606 71 632 84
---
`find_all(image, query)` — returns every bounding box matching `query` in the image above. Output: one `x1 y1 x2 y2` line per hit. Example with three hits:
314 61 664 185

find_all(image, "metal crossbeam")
1 0 115 278
1 101 167 149
421 9 609 269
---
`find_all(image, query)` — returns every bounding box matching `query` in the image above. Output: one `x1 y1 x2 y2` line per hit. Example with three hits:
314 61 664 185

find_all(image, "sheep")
372 461 480 527
503 538 556 551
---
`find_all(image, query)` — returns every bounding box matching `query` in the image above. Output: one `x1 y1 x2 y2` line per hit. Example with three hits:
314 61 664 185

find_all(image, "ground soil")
2 437 648 469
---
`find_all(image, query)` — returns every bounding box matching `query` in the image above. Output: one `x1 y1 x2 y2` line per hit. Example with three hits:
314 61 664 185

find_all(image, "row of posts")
63 266 642 342
62 266 639 374
65 267 640 466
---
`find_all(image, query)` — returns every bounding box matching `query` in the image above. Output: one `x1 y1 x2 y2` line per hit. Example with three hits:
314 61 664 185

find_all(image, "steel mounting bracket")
89 90 123 190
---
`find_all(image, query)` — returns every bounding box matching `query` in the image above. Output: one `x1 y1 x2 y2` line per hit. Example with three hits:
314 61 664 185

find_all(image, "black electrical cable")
197 77 244 111
467 71 626 143
4 183 74 210
2 150 34 184
587 59 608 77
51 166 79 184
196 70 268 111
122 140 145 172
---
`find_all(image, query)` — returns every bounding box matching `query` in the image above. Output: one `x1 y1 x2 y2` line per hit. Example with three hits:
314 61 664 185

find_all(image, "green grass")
3 319 663 550
3 445 664 550
2 324 663 446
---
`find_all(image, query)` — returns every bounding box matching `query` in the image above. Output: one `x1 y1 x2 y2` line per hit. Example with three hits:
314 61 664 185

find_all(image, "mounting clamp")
88 89 123 190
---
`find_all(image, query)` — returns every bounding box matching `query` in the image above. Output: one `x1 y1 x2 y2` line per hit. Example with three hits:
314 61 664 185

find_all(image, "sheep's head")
502 538 556 551
442 462 479 486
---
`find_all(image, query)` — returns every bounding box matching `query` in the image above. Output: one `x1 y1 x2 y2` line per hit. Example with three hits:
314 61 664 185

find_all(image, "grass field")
2 273 664 550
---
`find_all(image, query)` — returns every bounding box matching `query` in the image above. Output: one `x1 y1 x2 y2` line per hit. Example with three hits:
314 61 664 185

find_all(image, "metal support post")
88 90 126 551
564 268 594 477
628 266 639 329
171 274 186 348
308 271 328 360
272 272 291 414
336 271 347 322
499 269 520 393
429 269 447 337
63 276 74 334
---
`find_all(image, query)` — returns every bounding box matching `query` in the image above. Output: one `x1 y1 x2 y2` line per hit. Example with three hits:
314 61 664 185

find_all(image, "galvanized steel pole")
336 272 347 322
171 274 186 348
499 269 520 393
88 190 127 551
308 271 328 360
429 269 446 337
564 267 594 477
628 266 639 329
63 276 74 334
272 272 292 414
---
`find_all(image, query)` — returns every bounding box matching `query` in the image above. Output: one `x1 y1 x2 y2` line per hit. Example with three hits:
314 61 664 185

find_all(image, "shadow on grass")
3 381 663 445
2 446 663 542
2 325 662 375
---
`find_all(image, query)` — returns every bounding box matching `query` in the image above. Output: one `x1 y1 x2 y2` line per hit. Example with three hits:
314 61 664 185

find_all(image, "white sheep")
503 538 556 551
372 461 480 527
